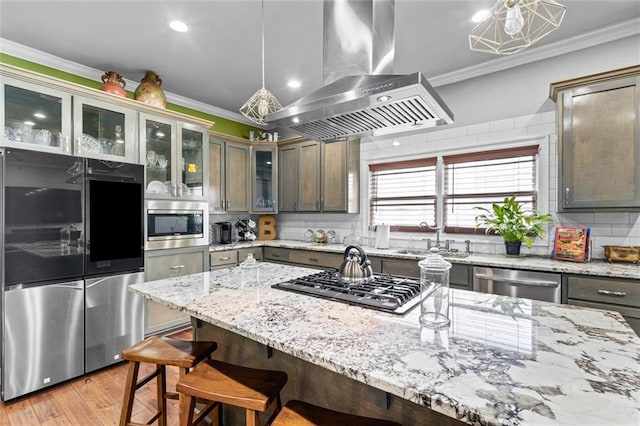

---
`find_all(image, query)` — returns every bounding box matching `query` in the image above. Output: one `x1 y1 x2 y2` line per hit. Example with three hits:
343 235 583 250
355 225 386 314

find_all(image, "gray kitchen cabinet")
225 141 250 212
381 258 471 290
140 113 209 200
208 136 250 213
551 65 640 210
264 247 290 263
144 246 208 335
278 138 360 213
565 274 640 335
209 247 263 270
208 137 225 212
278 144 299 211
251 145 278 213
288 249 343 269
321 139 360 212
299 140 322 211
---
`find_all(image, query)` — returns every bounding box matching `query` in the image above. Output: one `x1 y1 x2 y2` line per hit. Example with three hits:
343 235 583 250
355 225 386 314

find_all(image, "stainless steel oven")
473 266 562 303
145 199 209 250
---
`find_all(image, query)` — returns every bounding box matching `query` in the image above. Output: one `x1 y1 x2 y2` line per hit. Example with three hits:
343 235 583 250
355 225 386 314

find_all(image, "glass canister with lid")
418 248 452 328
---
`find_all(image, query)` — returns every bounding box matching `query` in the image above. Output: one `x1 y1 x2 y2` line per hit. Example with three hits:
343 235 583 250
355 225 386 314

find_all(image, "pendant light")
240 0 282 125
469 0 566 55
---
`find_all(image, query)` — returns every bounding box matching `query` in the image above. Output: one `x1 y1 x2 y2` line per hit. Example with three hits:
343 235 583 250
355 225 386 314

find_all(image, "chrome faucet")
419 222 442 249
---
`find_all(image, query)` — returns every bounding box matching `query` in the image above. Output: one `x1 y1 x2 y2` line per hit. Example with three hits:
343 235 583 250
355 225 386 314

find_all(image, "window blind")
369 159 436 231
443 145 539 233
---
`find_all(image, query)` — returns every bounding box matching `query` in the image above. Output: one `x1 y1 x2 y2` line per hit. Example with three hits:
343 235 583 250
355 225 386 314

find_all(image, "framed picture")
553 226 589 262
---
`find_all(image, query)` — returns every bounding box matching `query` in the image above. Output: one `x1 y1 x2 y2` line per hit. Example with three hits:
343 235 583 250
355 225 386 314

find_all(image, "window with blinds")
369 158 437 232
368 145 540 234
443 145 539 233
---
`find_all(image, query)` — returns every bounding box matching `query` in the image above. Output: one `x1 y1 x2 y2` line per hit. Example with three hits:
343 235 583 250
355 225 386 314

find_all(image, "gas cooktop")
272 270 421 314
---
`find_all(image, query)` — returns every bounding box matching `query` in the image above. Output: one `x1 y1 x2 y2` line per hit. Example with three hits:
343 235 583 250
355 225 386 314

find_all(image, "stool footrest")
135 367 161 390
192 401 219 425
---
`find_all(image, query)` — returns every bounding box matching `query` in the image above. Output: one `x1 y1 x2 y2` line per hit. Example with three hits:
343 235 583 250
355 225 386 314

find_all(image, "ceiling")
1 1 639 125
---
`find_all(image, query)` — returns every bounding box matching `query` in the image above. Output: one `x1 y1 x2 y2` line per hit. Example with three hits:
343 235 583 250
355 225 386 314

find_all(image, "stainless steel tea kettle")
338 245 374 286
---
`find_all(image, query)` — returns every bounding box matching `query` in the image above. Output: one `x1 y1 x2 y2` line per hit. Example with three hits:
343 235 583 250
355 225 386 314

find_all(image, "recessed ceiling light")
287 80 301 89
23 120 35 126
33 112 46 119
472 9 491 23
169 20 189 33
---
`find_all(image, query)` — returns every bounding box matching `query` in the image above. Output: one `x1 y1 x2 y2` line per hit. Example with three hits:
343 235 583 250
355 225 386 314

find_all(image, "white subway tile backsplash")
527 123 556 136
467 122 491 135
514 114 542 128
595 212 630 224
445 126 468 139
455 135 479 148
501 128 528 140
540 111 556 124
489 118 514 132
427 130 447 141
611 225 635 237
559 212 596 224
586 225 613 237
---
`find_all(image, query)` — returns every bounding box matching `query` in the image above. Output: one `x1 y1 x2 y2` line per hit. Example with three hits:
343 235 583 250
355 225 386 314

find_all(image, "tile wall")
273 111 640 260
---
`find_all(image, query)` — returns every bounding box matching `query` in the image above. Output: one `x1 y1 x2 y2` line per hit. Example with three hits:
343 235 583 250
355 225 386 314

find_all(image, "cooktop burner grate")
272 270 421 314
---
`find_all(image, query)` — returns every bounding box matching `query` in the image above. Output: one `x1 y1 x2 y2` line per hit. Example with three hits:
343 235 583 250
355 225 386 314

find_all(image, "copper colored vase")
100 71 127 97
134 71 166 109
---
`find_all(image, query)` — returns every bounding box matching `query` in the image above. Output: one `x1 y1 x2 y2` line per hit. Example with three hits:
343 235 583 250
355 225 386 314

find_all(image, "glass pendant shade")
469 0 567 55
240 0 282 125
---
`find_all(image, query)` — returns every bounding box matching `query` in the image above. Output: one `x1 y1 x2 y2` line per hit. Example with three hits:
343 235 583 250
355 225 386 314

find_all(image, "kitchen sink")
395 248 470 258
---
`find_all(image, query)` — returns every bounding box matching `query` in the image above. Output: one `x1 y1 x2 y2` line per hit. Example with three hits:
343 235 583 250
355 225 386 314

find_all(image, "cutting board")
258 215 276 240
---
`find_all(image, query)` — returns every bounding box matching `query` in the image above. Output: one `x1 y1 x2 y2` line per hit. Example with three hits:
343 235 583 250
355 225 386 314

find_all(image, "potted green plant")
474 195 553 256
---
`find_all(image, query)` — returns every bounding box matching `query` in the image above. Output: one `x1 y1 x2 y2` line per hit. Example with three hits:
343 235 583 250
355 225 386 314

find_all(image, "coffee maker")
215 222 233 244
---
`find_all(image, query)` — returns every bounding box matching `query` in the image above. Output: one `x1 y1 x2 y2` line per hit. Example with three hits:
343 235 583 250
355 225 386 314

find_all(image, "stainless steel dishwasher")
473 266 562 303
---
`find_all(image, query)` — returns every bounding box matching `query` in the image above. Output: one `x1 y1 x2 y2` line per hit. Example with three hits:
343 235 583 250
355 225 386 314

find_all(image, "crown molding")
0 38 254 125
430 17 640 87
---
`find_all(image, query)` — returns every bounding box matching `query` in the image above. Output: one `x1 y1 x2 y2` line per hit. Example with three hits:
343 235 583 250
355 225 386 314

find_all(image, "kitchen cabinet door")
551 66 640 210
141 112 208 200
251 146 277 212
73 95 137 163
208 138 225 212
298 140 321 211
321 139 360 212
1 76 72 155
144 246 208 335
278 144 299 211
225 141 250 212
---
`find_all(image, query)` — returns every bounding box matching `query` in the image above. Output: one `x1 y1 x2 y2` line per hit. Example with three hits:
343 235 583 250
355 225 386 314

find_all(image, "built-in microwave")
145 199 209 250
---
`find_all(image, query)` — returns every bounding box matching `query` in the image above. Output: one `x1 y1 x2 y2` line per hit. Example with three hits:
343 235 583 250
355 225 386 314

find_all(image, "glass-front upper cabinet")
141 112 208 200
251 146 277 212
1 77 72 154
73 96 137 163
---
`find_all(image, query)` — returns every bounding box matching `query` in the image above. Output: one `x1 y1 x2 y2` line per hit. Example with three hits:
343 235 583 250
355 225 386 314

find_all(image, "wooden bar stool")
272 400 403 426
119 336 218 426
176 359 288 426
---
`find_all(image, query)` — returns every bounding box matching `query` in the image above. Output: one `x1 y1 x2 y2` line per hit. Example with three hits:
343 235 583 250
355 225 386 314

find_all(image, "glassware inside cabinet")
181 127 204 197
253 149 275 211
79 104 126 157
145 119 173 195
3 83 66 151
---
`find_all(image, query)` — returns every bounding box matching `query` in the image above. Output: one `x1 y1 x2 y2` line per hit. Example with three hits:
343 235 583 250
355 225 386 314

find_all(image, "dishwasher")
473 266 562 303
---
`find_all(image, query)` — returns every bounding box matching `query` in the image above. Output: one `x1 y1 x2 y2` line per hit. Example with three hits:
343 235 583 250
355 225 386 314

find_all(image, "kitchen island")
129 263 640 426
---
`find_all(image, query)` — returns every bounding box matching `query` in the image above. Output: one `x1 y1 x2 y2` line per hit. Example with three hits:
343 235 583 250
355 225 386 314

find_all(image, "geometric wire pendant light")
240 0 282 125
469 0 567 55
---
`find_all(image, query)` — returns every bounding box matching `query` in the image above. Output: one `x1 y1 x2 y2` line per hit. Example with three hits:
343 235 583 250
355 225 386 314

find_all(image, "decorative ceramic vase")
134 71 166 109
100 71 127 97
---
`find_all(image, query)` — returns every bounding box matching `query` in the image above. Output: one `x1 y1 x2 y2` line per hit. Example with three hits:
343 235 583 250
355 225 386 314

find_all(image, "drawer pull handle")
309 257 318 262
597 289 626 297
272 253 281 258
220 257 230 261
170 265 185 269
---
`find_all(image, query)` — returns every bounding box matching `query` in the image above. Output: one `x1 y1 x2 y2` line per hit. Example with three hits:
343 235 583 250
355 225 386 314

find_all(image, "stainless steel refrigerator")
1 148 145 400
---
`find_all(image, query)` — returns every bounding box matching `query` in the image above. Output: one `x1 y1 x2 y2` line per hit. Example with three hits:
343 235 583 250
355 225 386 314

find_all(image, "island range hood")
267 0 453 141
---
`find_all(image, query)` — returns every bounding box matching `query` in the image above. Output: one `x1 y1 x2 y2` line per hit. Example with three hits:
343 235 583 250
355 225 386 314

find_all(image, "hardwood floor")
0 329 192 426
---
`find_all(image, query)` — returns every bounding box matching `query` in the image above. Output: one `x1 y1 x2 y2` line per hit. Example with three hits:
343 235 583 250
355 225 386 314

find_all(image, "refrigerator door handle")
49 283 84 290
85 278 108 289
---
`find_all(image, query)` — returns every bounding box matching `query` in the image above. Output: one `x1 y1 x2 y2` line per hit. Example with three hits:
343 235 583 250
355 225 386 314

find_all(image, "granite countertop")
209 239 640 280
130 263 640 426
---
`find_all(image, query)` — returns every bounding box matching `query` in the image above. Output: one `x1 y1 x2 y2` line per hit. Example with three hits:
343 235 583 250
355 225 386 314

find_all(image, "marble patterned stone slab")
209 239 640 280
130 262 640 426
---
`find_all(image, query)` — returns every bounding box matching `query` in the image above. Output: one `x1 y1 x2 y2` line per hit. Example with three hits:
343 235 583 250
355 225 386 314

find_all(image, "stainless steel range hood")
267 0 453 141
